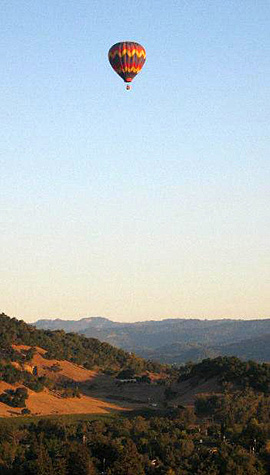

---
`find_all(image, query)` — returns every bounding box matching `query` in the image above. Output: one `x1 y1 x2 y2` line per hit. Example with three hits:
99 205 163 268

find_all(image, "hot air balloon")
108 41 146 90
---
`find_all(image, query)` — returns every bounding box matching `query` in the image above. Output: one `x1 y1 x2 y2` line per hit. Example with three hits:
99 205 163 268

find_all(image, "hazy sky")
1 0 269 323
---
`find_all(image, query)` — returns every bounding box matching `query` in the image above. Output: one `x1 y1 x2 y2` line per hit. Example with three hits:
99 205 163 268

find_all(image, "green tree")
66 442 96 475
108 439 145 475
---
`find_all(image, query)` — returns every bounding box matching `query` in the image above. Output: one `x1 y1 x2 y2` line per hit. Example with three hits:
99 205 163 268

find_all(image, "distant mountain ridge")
35 316 114 332
33 316 270 363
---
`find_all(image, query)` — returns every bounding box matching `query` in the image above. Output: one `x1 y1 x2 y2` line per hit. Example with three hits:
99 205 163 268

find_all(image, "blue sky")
1 0 269 322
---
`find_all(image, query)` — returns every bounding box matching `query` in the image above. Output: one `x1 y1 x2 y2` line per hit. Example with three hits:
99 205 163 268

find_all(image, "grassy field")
0 411 116 428
0 406 176 429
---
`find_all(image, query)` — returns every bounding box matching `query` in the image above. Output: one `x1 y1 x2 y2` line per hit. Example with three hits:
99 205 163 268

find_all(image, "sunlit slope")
0 313 165 416
0 344 126 417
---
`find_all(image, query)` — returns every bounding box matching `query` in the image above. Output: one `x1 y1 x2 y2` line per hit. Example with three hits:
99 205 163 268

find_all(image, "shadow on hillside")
74 372 166 409
50 369 222 413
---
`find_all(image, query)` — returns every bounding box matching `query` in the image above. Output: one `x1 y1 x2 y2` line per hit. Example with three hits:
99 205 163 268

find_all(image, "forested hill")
179 356 270 394
0 313 162 373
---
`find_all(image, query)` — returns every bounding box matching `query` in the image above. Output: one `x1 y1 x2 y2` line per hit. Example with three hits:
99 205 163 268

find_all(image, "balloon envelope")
108 42 146 86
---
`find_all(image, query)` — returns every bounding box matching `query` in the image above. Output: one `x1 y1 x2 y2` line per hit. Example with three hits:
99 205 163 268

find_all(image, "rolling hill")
1 313 270 419
34 316 270 363
0 313 168 416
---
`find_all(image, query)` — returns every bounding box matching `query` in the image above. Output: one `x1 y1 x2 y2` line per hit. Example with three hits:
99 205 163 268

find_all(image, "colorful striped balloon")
108 42 146 90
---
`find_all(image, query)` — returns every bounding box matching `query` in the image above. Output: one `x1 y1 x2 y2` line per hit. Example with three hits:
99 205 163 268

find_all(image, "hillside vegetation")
0 314 170 417
178 356 270 393
0 313 163 373
0 314 270 416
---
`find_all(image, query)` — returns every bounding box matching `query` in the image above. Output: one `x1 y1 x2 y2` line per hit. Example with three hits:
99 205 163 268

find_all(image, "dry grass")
0 345 223 418
0 346 127 417
0 379 126 417
12 345 97 382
